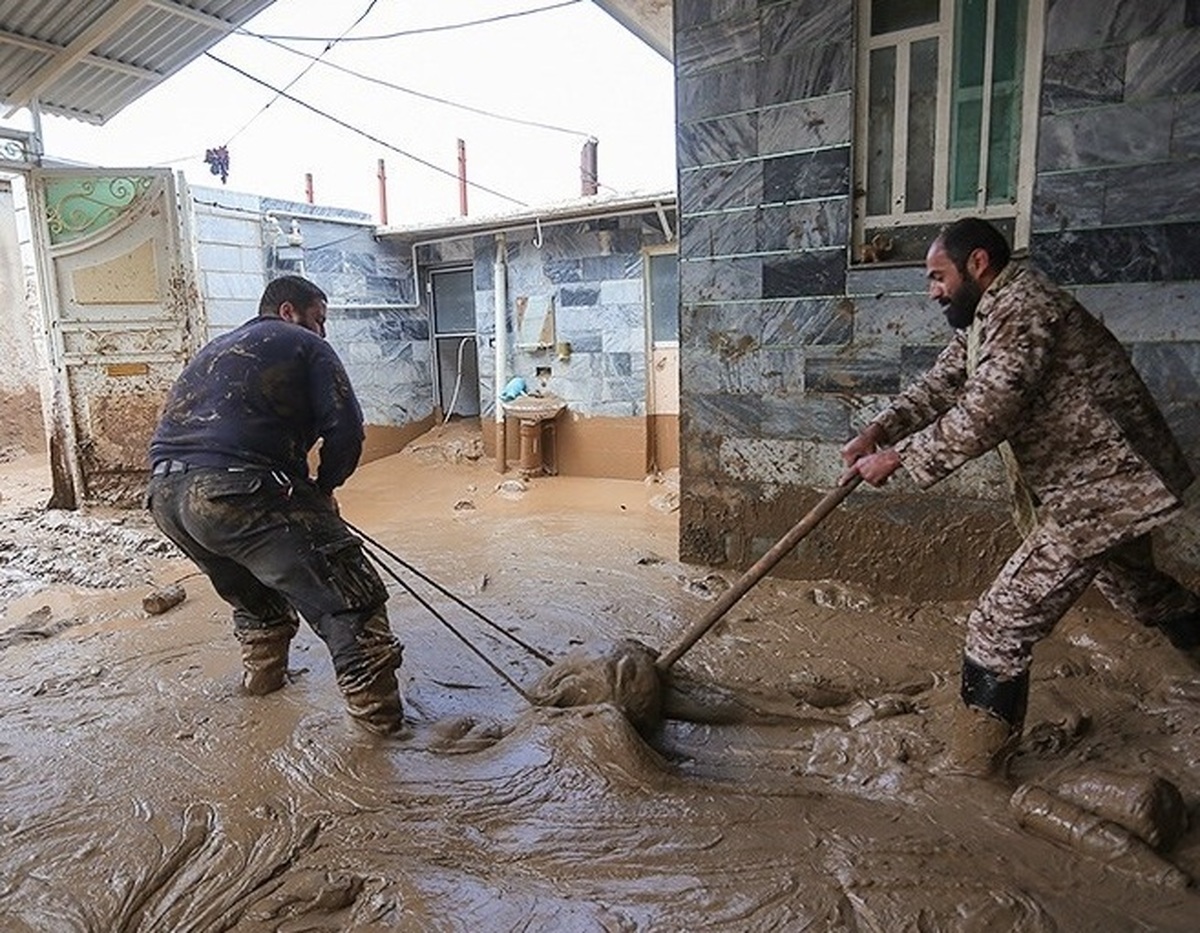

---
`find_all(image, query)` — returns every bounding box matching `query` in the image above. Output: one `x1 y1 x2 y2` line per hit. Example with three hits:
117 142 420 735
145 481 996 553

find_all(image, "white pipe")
493 232 508 472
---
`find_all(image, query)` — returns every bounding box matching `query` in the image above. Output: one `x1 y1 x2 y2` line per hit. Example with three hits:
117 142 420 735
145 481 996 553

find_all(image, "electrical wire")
248 30 594 140
244 0 582 43
224 0 381 146
205 51 529 207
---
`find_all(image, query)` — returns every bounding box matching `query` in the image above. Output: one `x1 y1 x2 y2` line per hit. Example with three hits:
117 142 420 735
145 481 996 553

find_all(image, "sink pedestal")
517 418 548 478
501 394 566 478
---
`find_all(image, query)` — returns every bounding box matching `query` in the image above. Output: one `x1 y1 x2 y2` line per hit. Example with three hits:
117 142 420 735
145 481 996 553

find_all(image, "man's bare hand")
841 423 887 467
840 448 901 487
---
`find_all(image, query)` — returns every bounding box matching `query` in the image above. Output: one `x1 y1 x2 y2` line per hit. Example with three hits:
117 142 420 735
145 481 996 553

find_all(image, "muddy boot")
342 669 407 736
236 623 297 696
335 609 407 735
941 658 1028 780
947 704 1020 777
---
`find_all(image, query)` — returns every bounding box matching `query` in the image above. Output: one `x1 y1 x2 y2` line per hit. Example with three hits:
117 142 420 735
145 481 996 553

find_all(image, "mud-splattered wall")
191 187 430 460
673 0 1200 596
0 179 47 458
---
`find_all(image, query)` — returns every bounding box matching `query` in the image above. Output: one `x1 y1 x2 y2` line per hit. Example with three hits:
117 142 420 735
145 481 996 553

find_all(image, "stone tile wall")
676 0 863 565
1032 0 1200 459
191 188 266 334
416 213 672 422
192 187 430 431
673 0 1200 585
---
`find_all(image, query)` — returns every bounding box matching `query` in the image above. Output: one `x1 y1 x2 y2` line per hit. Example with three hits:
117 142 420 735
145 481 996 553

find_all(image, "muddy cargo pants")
964 523 1200 688
146 467 403 701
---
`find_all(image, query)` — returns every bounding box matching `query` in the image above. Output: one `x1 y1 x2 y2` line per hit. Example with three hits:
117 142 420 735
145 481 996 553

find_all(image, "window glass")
949 0 988 206
906 37 939 211
649 253 679 344
986 0 1024 203
857 0 1032 244
871 0 940 35
867 46 897 215
431 269 475 334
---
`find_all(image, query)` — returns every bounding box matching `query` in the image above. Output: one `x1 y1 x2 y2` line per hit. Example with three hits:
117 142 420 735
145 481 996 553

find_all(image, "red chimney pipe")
581 137 598 196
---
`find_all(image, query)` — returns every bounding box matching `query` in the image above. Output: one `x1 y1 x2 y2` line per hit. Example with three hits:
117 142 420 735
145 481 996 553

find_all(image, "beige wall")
484 413 658 481
0 180 46 456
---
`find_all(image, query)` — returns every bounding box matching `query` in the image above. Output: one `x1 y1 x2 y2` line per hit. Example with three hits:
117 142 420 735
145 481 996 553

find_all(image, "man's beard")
942 274 983 329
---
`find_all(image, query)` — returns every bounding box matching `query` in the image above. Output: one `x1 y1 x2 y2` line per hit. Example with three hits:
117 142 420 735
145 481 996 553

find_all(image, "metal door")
28 168 205 507
429 267 480 418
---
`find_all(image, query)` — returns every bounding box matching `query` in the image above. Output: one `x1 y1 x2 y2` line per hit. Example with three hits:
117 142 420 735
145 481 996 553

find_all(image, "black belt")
151 459 191 477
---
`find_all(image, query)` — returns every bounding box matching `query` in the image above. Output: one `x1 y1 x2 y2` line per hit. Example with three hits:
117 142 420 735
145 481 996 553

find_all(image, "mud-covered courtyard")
2 425 1199 931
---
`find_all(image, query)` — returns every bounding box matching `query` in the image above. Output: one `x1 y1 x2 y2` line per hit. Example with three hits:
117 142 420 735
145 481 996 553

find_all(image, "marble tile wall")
675 0 1200 572
676 0 861 542
192 188 429 429
460 213 672 420
1033 0 1200 458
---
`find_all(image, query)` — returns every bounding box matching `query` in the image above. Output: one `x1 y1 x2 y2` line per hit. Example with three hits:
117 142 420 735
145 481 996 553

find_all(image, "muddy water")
1 432 1199 931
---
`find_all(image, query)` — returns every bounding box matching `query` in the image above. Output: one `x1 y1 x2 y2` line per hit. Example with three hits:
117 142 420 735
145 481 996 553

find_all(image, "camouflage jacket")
872 263 1194 557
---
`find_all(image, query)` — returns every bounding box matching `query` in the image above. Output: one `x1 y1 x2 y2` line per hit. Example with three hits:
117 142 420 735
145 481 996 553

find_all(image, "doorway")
429 267 480 419
645 247 679 471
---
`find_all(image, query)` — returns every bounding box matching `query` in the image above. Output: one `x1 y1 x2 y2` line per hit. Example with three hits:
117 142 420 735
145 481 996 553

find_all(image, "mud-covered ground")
2 425 1199 931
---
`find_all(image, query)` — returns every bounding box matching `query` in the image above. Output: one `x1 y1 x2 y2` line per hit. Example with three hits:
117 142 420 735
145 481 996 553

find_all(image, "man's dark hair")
937 217 1012 275
259 275 327 317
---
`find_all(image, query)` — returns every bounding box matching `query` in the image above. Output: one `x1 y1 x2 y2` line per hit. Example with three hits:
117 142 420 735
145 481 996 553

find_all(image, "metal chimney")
581 137 598 196
458 139 468 216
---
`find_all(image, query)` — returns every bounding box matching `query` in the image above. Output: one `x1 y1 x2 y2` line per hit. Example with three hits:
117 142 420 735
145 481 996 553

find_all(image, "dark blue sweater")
149 316 364 493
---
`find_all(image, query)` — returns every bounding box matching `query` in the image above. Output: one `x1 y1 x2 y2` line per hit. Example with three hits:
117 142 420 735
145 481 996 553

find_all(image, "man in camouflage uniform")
147 275 406 735
842 217 1199 777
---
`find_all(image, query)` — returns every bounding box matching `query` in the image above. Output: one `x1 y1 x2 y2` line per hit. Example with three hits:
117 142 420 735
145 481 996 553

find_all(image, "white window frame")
853 0 1045 252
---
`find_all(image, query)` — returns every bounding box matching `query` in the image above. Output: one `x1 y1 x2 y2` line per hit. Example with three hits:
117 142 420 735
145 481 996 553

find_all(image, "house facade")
669 0 1200 596
378 192 680 479
193 187 680 480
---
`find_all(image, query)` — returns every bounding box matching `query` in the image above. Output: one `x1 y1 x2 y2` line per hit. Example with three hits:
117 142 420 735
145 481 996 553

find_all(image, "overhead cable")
225 0 381 146
248 31 594 140
243 0 581 43
205 52 528 207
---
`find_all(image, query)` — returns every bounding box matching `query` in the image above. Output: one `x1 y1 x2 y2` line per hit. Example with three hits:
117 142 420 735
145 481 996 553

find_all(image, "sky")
4 0 676 224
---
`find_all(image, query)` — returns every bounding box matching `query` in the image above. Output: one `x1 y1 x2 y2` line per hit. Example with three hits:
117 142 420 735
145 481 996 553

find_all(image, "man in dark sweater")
147 275 405 735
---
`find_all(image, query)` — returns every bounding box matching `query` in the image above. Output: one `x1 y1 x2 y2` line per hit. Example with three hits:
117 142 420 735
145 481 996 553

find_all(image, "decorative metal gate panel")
29 168 205 507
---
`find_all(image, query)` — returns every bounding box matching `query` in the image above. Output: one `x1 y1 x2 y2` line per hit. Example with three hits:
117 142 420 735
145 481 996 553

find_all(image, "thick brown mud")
1 428 1199 931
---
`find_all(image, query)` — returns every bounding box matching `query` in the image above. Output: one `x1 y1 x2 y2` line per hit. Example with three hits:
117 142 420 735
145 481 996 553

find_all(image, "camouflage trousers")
147 468 403 695
965 521 1200 678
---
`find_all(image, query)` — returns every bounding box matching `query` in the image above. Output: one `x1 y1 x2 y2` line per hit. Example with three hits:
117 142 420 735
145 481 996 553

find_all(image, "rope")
360 542 536 703
346 521 553 665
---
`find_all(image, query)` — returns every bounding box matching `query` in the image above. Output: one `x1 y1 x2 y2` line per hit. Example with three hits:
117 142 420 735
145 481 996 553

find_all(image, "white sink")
501 393 566 423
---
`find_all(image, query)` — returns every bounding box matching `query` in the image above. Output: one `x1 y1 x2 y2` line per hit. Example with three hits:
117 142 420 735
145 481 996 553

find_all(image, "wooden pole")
656 476 862 671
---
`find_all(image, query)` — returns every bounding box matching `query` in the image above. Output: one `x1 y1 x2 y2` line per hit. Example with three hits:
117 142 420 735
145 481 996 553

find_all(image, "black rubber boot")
946 657 1029 779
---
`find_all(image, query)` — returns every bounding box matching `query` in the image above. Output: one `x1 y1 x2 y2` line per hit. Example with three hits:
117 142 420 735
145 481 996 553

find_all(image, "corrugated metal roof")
0 0 277 125
377 188 677 243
